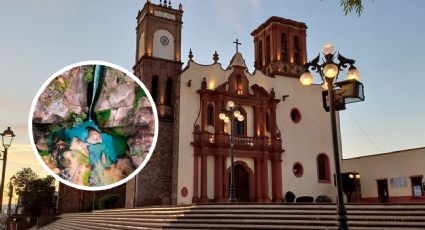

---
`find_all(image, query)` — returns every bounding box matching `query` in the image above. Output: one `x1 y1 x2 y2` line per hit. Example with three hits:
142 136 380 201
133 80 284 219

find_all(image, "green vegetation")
51 77 69 93
82 169 91 186
315 195 333 203
39 150 50 156
95 109 111 127
340 0 363 15
84 66 94 83
11 168 55 218
135 87 146 107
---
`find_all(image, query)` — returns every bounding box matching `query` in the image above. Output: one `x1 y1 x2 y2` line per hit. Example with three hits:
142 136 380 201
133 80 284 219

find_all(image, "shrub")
285 191 296 203
295 196 314 203
315 195 332 203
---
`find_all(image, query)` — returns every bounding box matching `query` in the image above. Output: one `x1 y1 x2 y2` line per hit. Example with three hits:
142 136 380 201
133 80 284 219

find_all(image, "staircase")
34 203 425 229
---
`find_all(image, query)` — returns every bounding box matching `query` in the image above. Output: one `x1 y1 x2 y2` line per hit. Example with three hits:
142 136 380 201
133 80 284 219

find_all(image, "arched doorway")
229 165 250 202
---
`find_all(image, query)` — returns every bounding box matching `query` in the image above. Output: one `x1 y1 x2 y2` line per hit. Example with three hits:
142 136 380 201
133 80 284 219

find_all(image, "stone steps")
36 203 425 229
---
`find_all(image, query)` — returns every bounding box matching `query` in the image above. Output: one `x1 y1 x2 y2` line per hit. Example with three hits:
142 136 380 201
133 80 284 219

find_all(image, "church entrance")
230 164 250 202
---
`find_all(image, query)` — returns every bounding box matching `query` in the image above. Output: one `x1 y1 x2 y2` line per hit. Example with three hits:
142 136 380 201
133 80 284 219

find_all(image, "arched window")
317 153 331 183
293 36 301 65
266 35 271 65
235 120 244 136
207 103 214 126
258 41 263 66
281 33 288 63
151 75 159 104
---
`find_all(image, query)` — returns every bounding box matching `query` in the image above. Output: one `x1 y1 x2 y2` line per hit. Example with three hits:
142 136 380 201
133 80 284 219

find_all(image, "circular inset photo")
29 61 158 191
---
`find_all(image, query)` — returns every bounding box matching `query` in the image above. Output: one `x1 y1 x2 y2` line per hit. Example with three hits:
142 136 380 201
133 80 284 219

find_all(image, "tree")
11 168 56 218
340 0 364 16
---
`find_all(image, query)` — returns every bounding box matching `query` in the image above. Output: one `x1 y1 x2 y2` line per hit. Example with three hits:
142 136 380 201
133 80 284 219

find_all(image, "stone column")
271 158 283 202
199 154 209 202
201 98 208 132
192 155 199 203
261 158 270 202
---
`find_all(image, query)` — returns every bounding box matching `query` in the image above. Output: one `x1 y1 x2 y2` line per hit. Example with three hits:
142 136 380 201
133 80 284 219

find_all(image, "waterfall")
89 65 102 121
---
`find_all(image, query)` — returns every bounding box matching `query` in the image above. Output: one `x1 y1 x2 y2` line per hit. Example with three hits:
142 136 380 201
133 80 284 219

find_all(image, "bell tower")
251 16 307 78
130 0 183 206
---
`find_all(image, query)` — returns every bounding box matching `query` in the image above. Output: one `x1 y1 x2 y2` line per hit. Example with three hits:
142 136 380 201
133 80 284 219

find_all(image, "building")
343 147 425 203
58 0 341 212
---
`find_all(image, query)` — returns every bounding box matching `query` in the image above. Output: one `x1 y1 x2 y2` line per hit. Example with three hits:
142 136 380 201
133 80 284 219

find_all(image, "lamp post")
219 101 245 203
0 127 15 212
299 43 364 230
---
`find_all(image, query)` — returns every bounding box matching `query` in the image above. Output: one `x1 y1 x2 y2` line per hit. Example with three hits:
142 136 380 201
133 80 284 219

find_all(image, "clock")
160 36 169 46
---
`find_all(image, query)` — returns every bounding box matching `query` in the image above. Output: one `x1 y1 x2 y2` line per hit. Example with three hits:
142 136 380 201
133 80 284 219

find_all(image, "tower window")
151 75 159 104
281 33 288 63
317 153 331 183
166 77 173 106
266 35 271 65
258 41 263 67
207 103 214 126
294 36 301 65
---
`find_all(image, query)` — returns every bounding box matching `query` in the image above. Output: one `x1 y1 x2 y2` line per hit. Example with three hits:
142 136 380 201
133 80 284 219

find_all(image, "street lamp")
0 127 15 211
300 43 364 230
219 100 244 202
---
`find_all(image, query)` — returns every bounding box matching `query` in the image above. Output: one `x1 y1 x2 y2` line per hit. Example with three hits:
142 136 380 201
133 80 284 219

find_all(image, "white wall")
343 148 425 199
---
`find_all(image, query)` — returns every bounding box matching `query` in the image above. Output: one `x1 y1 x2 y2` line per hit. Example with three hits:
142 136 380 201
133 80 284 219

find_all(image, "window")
281 33 288 63
293 162 304 178
266 35 271 65
236 120 244 135
317 154 331 183
207 103 214 126
293 36 301 65
258 41 263 66
290 108 301 123
265 111 271 132
151 75 159 104
166 77 173 106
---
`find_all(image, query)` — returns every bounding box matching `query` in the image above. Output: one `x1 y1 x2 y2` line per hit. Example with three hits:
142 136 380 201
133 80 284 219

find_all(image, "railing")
233 136 254 147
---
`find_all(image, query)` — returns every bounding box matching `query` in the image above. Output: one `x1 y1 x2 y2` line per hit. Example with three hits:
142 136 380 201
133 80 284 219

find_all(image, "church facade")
127 0 338 206
58 0 340 212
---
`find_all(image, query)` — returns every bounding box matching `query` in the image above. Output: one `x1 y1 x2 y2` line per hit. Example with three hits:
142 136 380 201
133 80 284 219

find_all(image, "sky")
0 0 424 203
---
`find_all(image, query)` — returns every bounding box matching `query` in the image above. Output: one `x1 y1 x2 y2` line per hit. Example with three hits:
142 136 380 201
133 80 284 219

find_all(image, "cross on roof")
233 39 241 53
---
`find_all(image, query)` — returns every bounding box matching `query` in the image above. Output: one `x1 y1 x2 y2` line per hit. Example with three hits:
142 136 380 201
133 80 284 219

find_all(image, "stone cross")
233 38 241 53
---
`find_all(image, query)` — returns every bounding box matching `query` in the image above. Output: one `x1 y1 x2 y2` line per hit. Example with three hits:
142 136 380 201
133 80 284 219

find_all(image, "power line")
347 110 382 153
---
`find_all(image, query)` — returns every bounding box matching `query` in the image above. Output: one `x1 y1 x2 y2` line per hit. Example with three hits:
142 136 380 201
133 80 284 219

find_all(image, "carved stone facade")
191 61 284 202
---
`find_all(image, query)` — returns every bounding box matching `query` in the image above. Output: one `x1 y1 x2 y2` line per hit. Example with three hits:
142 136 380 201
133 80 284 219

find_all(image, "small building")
343 147 425 203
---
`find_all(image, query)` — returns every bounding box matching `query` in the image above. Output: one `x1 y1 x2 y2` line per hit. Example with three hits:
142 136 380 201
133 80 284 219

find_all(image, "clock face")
160 36 169 46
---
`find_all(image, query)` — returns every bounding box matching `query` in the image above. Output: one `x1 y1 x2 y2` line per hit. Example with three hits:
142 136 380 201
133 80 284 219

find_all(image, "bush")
315 195 332 203
285 191 296 203
295 196 314 203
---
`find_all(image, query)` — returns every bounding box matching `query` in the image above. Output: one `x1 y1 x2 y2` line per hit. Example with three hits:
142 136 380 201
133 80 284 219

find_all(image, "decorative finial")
201 77 207 90
213 51 219 63
270 88 275 98
188 48 193 61
179 3 183 11
168 0 172 8
160 0 163 5
233 38 241 53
